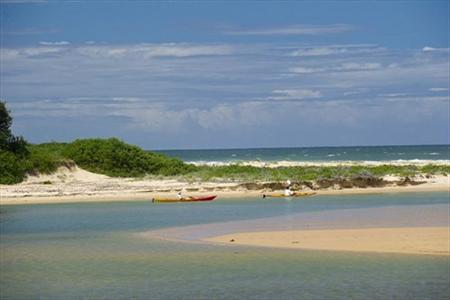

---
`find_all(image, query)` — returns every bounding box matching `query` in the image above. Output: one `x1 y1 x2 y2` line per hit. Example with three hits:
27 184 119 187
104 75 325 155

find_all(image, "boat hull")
152 195 217 203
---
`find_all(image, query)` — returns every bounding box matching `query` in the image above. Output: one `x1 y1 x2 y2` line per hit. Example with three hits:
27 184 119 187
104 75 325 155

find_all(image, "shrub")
25 146 65 175
0 150 26 184
62 138 194 177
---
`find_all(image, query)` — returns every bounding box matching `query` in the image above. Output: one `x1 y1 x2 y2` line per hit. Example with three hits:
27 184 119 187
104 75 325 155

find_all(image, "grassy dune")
1 138 448 185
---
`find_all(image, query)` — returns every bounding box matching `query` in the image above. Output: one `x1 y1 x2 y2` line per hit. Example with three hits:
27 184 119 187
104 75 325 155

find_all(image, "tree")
0 101 12 149
0 101 28 155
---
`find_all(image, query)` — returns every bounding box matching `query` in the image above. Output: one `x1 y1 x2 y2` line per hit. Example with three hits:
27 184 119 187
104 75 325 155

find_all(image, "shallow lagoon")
1 192 449 299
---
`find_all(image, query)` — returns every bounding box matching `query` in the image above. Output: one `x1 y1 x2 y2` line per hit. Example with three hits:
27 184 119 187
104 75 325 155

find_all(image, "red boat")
152 195 217 203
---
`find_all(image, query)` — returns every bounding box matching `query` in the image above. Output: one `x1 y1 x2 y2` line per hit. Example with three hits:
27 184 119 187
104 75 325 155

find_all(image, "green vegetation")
1 101 30 183
187 164 450 182
0 138 195 184
1 101 28 157
63 138 195 177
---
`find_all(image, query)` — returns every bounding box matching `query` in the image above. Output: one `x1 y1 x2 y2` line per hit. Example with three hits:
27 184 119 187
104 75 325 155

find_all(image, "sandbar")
206 227 450 256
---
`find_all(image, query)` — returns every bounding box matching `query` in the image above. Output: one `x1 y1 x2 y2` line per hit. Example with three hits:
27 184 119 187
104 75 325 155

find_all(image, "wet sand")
205 227 450 256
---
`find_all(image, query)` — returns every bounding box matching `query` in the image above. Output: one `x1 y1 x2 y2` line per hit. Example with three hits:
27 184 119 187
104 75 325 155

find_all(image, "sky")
0 1 449 150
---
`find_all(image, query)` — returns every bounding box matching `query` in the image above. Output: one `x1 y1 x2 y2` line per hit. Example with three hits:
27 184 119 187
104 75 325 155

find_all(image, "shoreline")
0 179 450 205
1 165 448 205
1 182 448 205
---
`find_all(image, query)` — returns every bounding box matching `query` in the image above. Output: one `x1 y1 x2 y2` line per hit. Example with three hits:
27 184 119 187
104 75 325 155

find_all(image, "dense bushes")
26 143 69 175
0 138 196 184
63 138 195 177
0 150 27 184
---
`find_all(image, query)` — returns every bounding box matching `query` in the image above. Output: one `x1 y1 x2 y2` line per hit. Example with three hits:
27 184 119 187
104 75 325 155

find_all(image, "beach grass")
184 164 450 182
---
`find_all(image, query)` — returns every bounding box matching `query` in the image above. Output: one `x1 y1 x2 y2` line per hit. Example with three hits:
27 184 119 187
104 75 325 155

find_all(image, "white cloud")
120 106 192 132
270 89 322 100
429 87 449 92
288 67 324 74
378 93 408 97
225 24 352 36
39 41 70 46
343 88 370 96
75 43 235 58
114 102 274 132
336 62 381 71
21 46 65 57
289 45 383 57
422 46 450 52
290 47 344 57
1 43 235 61
289 63 381 74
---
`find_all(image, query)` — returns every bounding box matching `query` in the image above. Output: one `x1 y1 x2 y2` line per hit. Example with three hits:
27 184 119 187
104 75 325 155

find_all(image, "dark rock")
301 181 316 190
316 179 334 189
350 174 386 188
261 182 285 191
397 177 426 186
238 182 264 190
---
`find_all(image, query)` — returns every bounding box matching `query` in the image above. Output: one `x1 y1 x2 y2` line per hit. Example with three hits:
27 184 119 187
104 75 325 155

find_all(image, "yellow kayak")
262 192 316 198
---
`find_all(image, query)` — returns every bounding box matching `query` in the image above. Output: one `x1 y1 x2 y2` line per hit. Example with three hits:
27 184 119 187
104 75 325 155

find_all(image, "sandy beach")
0 165 448 205
206 227 450 256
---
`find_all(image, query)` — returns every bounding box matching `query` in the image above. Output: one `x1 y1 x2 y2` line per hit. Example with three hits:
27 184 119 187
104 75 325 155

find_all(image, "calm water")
158 144 450 163
1 192 449 299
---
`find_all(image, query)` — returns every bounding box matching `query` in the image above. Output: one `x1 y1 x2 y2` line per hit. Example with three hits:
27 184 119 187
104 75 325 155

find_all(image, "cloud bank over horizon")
1 2 449 149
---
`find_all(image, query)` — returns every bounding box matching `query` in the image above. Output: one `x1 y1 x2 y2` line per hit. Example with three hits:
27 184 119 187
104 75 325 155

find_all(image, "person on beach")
177 188 192 201
284 180 294 196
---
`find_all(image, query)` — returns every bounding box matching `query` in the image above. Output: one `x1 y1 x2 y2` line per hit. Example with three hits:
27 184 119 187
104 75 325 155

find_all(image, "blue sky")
1 1 449 149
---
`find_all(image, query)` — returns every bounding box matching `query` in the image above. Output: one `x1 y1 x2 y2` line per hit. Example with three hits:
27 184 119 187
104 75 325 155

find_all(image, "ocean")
157 144 450 164
1 192 449 300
